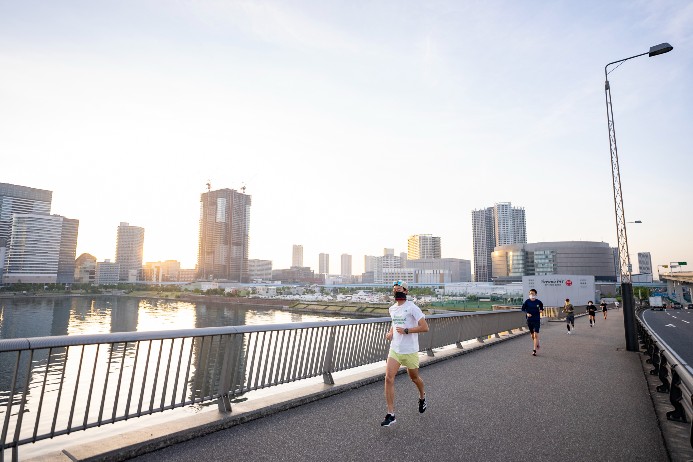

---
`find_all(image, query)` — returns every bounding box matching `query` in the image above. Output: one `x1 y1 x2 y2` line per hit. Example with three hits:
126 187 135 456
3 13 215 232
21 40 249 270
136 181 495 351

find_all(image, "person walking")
521 289 544 356
587 301 597 327
600 300 608 320
563 298 575 334
381 280 429 427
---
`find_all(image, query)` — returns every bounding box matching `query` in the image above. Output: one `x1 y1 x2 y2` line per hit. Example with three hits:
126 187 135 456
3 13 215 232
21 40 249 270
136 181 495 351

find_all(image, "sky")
1 0 692 277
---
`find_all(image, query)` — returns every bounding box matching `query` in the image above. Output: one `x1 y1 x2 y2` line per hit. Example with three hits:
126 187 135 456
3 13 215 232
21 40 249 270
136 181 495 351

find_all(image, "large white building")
472 202 527 282
96 259 120 285
3 213 79 284
248 259 272 281
492 241 616 282
407 234 441 260
406 258 472 282
115 222 145 282
0 183 53 281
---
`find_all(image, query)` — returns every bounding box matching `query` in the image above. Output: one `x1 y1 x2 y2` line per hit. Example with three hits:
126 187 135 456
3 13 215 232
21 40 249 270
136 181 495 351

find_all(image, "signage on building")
522 275 596 307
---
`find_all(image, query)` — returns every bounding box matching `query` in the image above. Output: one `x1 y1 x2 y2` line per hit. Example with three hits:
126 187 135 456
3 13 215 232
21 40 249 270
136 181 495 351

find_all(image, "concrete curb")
36 330 529 462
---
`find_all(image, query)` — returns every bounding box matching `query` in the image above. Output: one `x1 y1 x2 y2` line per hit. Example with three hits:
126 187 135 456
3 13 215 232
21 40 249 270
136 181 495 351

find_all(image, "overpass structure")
660 271 693 304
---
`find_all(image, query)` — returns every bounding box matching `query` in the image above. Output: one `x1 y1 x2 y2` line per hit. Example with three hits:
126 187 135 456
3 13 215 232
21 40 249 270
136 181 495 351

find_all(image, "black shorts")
527 320 541 333
588 311 596 316
602 307 607 312
566 314 575 324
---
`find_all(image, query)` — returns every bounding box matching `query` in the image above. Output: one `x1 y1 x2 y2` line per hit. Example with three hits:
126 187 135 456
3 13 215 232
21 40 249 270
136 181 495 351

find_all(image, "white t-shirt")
389 300 425 354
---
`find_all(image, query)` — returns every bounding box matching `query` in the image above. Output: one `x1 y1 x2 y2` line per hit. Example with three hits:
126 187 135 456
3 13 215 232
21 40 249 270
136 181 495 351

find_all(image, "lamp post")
604 42 673 352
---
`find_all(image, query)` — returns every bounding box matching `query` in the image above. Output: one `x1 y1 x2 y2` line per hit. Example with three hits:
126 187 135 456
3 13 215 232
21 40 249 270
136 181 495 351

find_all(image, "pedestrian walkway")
124 308 667 462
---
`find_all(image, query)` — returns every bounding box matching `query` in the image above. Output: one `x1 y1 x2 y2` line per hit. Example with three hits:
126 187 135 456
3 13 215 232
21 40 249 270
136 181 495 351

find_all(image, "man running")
381 281 429 427
563 298 575 334
600 300 608 320
587 301 597 326
521 289 544 356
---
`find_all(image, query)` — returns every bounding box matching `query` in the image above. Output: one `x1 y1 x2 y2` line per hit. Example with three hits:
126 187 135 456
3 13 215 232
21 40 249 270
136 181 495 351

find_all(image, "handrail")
636 309 693 454
0 309 525 461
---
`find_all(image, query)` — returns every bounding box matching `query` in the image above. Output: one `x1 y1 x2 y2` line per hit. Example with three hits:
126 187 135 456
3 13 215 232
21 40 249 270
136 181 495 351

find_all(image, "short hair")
529 289 537 294
565 298 570 302
588 301 593 304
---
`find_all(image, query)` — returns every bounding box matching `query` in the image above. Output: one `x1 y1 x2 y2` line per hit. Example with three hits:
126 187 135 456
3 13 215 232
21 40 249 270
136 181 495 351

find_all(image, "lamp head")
649 43 673 57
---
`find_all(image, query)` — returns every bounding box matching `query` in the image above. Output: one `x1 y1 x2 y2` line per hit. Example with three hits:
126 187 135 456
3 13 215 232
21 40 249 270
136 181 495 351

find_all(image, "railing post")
665 368 686 422
426 319 435 357
657 354 670 394
217 334 235 413
322 326 337 385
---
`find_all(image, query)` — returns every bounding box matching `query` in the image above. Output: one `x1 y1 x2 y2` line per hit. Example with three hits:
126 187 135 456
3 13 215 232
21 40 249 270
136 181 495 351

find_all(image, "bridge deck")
121 308 666 462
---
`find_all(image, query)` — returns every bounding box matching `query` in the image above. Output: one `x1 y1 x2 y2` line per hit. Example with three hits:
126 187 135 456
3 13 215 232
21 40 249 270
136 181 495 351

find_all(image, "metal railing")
0 310 525 461
637 309 693 453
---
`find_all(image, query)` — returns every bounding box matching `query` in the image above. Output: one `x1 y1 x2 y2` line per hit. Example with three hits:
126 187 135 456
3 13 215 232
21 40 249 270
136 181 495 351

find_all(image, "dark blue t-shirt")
522 298 544 321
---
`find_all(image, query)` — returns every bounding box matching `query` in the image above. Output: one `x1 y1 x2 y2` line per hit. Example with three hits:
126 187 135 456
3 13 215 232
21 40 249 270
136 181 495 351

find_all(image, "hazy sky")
2 0 692 276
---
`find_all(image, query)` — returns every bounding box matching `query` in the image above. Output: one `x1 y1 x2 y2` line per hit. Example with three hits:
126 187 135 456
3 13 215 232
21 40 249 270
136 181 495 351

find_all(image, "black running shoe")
419 396 427 414
381 413 396 427
532 350 537 356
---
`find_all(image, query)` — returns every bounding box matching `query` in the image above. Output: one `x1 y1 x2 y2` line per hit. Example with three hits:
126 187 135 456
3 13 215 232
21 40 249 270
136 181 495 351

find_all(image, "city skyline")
2 1 692 275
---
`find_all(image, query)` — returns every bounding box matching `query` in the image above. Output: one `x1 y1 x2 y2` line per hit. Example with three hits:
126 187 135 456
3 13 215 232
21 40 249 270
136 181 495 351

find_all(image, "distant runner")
600 300 608 320
381 281 429 427
521 289 544 356
587 301 597 327
563 298 575 334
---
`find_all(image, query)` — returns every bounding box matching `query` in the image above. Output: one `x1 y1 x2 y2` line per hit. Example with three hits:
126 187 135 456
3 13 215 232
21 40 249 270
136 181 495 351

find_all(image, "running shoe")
532 350 537 356
381 414 396 427
419 396 427 414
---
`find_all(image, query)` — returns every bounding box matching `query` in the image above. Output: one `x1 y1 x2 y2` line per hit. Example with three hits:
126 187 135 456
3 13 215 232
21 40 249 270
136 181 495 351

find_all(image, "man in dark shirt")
521 289 544 356
587 301 597 326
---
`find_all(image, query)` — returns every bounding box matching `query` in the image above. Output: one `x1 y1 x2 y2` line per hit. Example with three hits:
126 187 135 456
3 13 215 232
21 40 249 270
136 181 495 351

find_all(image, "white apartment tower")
292 245 304 267
472 202 527 282
341 253 352 277
116 222 145 282
407 235 441 260
319 253 329 274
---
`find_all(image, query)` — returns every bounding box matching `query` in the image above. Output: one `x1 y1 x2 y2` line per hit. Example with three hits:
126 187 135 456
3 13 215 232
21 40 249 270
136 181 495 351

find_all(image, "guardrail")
636 309 693 453
0 309 525 461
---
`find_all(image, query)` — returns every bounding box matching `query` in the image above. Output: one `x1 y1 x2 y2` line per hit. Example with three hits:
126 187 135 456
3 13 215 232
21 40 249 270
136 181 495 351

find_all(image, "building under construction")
197 187 251 282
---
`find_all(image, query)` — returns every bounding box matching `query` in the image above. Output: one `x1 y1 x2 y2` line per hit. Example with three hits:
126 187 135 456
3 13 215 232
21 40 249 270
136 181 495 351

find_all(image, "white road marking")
682 320 690 324
665 324 676 327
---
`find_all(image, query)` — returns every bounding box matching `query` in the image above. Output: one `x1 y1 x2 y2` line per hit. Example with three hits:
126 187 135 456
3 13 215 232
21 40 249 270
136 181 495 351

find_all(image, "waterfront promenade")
98 308 670 461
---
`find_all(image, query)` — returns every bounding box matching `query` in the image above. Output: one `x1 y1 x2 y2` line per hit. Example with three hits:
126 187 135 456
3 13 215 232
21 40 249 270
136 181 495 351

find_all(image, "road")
641 308 693 366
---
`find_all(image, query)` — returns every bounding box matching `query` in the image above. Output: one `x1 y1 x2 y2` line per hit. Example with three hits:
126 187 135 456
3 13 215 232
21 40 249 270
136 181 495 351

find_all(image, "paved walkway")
129 309 667 462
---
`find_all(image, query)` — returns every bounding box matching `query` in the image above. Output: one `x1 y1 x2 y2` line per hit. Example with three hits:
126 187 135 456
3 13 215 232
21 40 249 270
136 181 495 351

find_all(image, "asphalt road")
129 309 666 462
641 308 693 366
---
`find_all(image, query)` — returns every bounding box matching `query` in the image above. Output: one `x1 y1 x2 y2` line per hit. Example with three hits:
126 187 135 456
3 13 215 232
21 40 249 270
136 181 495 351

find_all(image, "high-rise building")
3 213 79 284
115 222 145 282
472 202 527 282
407 235 441 260
74 253 97 284
319 253 329 274
0 183 52 281
638 252 653 274
292 245 304 267
341 253 352 277
197 188 252 282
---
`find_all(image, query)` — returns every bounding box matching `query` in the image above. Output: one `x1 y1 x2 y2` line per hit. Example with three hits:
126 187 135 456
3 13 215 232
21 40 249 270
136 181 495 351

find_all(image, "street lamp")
604 42 673 352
